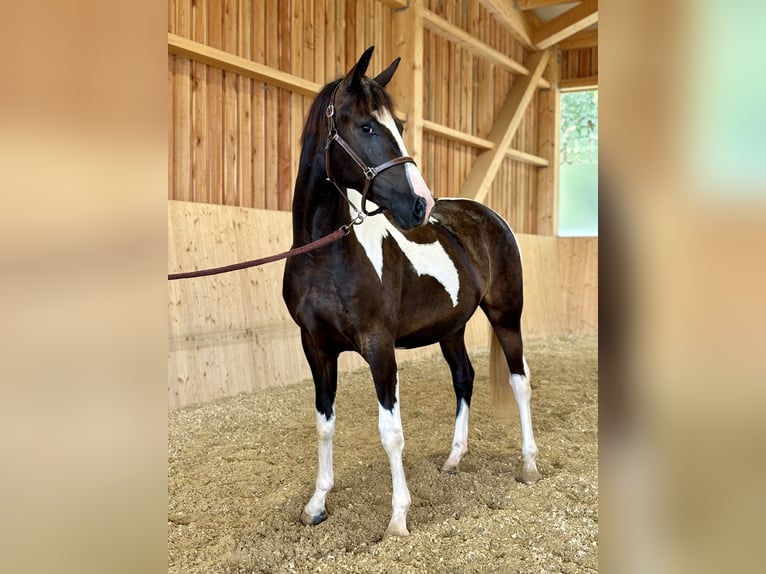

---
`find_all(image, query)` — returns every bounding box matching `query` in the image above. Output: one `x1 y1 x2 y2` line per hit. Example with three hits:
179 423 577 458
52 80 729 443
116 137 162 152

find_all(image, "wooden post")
392 0 424 165
536 48 560 235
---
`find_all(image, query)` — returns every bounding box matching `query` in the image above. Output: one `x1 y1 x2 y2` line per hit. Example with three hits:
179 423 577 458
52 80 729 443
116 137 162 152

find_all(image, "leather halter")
324 82 417 216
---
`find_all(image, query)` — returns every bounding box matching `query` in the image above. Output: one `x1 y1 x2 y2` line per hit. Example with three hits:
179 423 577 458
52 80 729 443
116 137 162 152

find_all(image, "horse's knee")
379 418 404 454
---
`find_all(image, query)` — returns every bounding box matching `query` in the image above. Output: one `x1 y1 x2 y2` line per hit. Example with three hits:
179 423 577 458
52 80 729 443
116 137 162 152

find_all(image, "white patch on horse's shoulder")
347 189 388 280
348 190 460 306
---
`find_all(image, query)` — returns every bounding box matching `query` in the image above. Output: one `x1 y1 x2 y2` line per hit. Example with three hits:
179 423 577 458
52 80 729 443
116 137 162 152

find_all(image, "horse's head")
326 46 434 230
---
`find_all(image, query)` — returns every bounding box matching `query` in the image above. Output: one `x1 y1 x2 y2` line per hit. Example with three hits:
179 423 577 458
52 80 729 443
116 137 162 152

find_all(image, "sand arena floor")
169 336 598 573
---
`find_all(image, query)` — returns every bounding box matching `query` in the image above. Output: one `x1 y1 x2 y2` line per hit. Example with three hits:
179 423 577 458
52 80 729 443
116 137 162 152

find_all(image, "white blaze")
372 107 434 222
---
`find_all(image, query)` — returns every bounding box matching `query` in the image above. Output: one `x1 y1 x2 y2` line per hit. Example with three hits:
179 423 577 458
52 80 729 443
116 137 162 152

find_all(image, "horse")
282 46 541 538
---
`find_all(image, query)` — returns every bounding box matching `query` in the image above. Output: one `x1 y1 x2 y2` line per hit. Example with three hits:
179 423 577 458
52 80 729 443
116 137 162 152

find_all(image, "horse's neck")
291 143 349 246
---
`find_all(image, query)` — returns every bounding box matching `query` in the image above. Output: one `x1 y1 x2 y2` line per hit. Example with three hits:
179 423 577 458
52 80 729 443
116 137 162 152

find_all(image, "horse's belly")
393 298 479 349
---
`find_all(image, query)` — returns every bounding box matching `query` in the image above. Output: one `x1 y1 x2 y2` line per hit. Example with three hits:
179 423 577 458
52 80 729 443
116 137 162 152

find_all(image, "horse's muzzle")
413 197 427 222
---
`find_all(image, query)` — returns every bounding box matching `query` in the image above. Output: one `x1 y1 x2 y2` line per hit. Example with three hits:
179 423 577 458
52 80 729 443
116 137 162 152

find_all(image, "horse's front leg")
367 346 411 537
299 331 339 526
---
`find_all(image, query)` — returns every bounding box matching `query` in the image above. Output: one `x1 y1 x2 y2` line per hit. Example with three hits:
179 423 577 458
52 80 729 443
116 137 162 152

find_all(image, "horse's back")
430 199 522 268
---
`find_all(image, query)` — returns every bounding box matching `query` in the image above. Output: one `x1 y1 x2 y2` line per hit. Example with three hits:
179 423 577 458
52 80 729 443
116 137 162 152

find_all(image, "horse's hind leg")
482 305 542 484
508 350 541 483
439 329 475 474
299 330 339 526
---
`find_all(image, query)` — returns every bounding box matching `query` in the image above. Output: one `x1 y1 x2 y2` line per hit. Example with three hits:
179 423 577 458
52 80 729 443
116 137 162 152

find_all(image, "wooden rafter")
421 9 550 89
532 0 598 50
478 0 534 49
559 28 598 50
519 0 577 10
460 50 551 204
560 76 598 91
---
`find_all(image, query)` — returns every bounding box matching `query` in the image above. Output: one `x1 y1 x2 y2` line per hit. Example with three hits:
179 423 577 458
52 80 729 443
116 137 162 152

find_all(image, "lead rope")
167 220 360 281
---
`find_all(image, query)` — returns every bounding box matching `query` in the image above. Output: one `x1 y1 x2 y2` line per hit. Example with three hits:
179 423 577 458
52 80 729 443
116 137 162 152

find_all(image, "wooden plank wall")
168 201 597 409
168 0 552 233
168 0 399 212
560 45 598 90
560 46 598 80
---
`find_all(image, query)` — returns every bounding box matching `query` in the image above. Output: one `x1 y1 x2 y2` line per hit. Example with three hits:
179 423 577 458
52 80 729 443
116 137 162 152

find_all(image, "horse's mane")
301 77 396 146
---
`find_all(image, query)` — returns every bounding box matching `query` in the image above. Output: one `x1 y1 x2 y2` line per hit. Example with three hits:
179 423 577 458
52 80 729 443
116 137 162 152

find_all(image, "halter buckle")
363 166 377 180
325 104 334 118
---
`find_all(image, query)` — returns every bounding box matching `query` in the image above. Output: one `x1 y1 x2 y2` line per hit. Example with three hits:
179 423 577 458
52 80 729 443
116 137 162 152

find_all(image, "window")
559 90 598 236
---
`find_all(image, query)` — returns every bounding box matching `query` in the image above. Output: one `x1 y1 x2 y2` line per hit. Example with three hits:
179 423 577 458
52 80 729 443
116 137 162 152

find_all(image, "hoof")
517 467 542 484
440 463 459 475
300 509 328 526
384 523 410 538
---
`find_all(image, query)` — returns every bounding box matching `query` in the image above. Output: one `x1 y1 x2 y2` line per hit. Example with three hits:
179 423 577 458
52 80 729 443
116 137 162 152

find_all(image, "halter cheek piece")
324 83 417 218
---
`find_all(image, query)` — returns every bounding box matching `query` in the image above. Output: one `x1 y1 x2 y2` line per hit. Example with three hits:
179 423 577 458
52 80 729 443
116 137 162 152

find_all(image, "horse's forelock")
352 77 394 116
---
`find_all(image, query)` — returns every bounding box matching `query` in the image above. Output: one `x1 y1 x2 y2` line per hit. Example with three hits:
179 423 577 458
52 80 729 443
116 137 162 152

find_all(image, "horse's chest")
351 218 460 307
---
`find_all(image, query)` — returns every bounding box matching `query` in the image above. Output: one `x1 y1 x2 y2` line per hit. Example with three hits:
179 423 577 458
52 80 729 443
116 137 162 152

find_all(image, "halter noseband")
324 82 417 217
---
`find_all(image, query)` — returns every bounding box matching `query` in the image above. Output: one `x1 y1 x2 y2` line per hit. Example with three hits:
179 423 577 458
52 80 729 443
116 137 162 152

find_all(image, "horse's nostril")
413 197 426 220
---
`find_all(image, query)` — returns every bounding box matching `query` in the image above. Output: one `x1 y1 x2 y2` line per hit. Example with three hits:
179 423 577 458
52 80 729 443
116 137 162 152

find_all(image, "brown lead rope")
167 225 353 281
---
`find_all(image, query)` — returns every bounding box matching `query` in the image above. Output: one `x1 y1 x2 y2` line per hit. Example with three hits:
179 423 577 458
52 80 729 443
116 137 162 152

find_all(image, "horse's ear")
344 46 375 91
373 57 401 87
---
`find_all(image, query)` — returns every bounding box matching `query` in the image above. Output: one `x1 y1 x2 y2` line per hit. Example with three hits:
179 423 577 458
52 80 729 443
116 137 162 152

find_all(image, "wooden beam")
478 0 534 49
506 148 550 167
559 29 598 50
423 119 493 150
377 0 408 9
423 119 550 166
519 0 576 10
460 50 551 204
168 33 321 97
421 8 550 89
560 75 598 91
532 0 598 50
536 50 560 235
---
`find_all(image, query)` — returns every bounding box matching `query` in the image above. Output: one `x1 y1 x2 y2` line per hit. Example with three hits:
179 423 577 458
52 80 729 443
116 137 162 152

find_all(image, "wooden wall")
559 29 598 91
168 201 597 409
167 0 556 234
168 0 400 211
561 47 598 81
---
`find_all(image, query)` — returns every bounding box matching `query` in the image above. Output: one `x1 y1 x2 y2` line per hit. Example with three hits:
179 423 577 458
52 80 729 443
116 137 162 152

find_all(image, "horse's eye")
361 124 374 135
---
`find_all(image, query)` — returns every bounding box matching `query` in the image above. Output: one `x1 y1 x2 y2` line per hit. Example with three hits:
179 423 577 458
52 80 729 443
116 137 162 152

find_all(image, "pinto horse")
282 47 541 537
